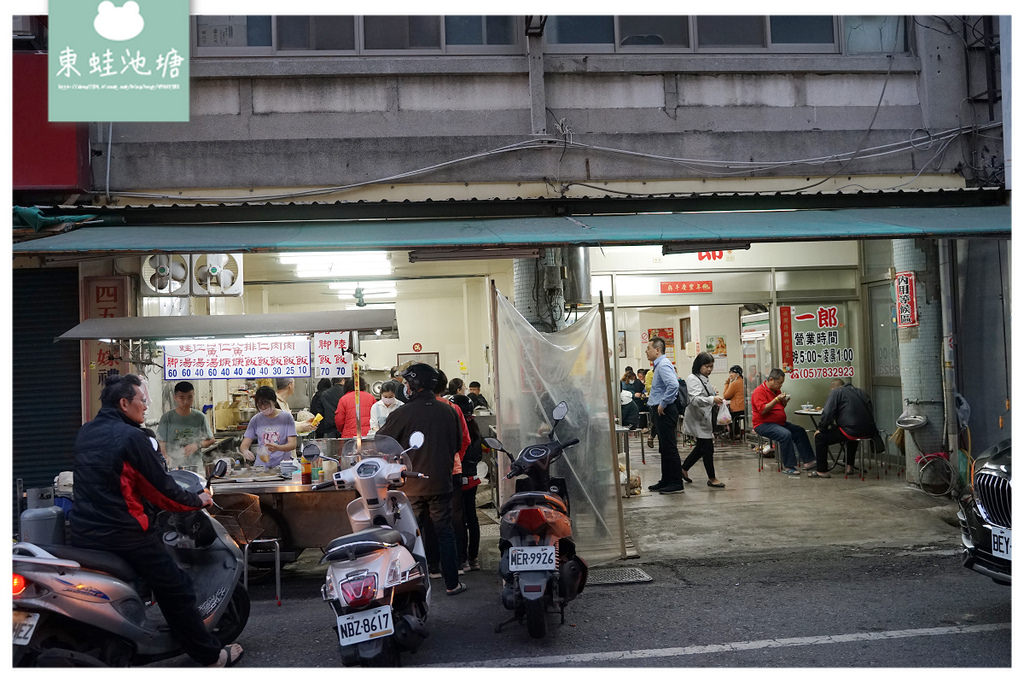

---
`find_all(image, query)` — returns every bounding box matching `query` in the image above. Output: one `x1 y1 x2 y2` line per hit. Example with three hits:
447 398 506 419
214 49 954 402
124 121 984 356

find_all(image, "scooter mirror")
408 431 425 450
205 459 228 489
552 401 569 421
301 442 322 459
484 437 506 452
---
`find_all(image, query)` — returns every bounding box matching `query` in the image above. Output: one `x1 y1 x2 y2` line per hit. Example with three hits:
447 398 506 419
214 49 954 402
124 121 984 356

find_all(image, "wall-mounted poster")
705 335 728 358
616 330 626 358
647 327 676 364
680 317 692 346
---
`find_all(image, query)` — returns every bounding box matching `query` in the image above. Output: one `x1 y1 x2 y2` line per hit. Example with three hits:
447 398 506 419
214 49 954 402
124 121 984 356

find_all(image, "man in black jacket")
318 377 347 438
71 373 242 667
376 363 466 595
810 380 881 478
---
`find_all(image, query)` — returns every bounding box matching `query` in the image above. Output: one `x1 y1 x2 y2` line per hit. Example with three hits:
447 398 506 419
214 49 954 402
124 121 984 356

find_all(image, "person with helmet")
376 363 467 595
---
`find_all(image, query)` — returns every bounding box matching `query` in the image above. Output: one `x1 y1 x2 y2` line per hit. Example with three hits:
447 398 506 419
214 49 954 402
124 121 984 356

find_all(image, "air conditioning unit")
138 253 244 297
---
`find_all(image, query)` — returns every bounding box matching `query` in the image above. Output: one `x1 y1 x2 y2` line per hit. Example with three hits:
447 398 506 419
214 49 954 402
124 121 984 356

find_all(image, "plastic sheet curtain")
493 290 626 564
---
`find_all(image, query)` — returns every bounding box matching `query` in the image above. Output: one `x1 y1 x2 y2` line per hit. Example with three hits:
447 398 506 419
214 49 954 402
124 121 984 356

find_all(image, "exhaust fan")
191 254 243 296
140 254 189 296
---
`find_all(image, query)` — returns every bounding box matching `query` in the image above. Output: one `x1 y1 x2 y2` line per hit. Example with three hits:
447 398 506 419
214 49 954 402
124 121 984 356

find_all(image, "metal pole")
489 280 505 511
938 239 961 480
598 293 629 560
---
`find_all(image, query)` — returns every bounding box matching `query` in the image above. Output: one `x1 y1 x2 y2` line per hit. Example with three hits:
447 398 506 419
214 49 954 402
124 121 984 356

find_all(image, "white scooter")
310 432 430 667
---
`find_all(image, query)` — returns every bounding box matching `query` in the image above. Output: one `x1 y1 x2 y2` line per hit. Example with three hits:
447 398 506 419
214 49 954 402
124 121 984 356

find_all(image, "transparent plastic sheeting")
494 292 625 564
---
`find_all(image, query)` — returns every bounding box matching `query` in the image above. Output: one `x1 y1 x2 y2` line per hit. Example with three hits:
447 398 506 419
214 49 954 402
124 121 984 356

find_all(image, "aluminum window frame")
192 15 527 57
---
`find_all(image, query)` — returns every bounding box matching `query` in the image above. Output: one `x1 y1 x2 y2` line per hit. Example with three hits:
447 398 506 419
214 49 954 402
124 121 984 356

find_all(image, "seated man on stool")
751 368 816 476
810 379 881 478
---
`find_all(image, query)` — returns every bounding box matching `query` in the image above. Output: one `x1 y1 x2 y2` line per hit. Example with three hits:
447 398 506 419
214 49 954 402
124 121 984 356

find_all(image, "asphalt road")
160 544 1011 668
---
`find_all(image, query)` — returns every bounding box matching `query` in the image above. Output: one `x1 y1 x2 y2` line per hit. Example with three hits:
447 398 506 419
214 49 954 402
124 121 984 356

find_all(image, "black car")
957 438 1011 585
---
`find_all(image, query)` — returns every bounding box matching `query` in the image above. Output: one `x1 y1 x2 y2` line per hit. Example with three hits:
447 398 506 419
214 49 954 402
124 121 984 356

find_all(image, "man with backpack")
645 336 685 494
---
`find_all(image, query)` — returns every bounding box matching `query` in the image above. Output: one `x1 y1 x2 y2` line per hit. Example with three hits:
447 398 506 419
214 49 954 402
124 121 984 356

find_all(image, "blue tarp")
11 205 1009 254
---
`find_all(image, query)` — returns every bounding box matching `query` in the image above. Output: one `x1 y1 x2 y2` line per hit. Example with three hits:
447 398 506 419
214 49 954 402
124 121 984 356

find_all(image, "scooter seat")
321 527 403 563
35 544 140 584
498 491 568 517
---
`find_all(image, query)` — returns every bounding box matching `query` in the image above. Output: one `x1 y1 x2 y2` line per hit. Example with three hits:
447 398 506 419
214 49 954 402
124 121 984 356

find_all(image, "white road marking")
431 622 1011 667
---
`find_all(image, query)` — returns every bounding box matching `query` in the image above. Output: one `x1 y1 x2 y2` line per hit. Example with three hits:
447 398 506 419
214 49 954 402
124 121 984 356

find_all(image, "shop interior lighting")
662 242 751 255
278 251 392 278
407 247 541 262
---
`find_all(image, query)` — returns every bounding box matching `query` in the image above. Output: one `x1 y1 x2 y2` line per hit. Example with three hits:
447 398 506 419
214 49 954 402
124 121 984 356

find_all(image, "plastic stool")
244 537 281 606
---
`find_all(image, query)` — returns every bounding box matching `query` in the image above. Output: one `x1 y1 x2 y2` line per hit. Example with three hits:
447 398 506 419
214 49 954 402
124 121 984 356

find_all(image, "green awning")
12 205 1009 255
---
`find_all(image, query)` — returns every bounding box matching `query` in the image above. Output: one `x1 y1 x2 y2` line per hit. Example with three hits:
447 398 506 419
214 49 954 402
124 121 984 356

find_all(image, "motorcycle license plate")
13 611 39 646
336 605 394 647
508 546 557 572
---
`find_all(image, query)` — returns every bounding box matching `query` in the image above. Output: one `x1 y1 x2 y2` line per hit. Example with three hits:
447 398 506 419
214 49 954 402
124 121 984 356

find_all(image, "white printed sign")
312 331 353 378
162 336 311 380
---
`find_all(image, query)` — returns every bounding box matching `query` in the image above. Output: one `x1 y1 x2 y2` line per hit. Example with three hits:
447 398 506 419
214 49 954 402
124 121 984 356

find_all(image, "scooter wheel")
525 600 546 639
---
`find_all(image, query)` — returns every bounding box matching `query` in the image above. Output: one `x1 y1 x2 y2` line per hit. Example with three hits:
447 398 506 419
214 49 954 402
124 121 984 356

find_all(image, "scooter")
311 432 430 667
484 400 588 639
12 460 250 667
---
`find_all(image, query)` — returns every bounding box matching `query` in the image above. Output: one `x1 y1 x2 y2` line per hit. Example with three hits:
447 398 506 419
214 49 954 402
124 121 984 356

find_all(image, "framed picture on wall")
396 352 440 370
616 330 626 358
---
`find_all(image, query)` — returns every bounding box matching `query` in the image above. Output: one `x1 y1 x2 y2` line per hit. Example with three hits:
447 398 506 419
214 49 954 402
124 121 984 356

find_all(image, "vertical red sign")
779 306 794 372
894 271 919 328
82 276 131 421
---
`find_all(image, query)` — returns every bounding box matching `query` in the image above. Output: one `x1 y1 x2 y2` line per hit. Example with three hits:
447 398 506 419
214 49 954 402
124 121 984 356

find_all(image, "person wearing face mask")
369 380 404 434
240 386 297 467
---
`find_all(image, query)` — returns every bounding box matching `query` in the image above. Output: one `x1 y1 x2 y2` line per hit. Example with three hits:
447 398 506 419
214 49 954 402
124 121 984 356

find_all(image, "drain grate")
586 567 653 585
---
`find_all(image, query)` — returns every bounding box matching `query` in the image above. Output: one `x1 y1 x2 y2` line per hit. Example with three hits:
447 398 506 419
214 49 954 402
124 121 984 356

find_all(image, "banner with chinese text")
83 276 131 420
162 336 311 381
779 304 855 381
312 331 354 378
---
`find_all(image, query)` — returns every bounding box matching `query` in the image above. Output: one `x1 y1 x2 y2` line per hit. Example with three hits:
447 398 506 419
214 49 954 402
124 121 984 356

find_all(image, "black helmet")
450 393 474 418
401 363 439 393
729 365 743 375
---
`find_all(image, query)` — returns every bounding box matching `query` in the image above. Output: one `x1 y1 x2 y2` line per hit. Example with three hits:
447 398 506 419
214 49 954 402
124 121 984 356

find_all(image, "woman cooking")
240 385 297 468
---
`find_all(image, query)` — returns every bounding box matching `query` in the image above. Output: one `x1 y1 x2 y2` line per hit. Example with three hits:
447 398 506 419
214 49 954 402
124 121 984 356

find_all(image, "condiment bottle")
300 456 312 485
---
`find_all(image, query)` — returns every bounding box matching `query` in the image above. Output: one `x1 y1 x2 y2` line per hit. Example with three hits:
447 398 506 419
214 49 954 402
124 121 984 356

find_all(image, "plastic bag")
717 409 732 425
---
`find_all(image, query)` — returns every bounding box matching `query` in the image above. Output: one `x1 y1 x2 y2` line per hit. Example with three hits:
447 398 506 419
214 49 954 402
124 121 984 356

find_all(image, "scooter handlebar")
401 471 429 479
311 481 335 491
562 438 580 448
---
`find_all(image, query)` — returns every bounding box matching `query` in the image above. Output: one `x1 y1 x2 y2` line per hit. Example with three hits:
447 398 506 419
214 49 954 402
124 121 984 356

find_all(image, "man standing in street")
377 363 467 595
645 336 684 494
71 372 242 667
810 380 882 478
751 368 816 476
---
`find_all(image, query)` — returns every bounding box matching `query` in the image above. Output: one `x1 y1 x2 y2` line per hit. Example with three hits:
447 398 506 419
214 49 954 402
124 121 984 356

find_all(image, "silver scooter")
311 432 430 667
12 460 250 667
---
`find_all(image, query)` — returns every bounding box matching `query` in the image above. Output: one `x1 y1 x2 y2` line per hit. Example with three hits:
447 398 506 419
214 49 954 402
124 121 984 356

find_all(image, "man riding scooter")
70 372 243 667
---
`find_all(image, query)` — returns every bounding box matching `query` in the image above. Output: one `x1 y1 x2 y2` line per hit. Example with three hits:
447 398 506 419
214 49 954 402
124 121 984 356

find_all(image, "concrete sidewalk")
616 435 961 564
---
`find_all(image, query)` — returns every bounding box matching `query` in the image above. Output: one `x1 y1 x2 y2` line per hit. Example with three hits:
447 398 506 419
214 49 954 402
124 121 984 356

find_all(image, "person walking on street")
645 336 684 494
681 352 727 488
376 363 467 595
450 394 483 571
811 380 883 478
751 368 816 475
71 372 242 667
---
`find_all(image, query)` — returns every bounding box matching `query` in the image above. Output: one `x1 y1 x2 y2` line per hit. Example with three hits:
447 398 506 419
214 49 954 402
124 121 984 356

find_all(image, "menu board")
779 305 854 381
162 336 311 380
312 331 353 378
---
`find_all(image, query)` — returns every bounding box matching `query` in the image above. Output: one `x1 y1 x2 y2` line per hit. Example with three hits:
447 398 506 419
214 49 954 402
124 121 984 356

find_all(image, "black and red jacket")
70 404 205 550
